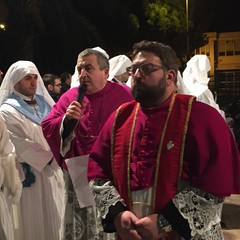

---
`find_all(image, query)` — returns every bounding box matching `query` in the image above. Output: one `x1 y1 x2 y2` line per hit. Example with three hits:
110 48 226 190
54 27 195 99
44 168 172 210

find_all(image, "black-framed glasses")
126 63 167 76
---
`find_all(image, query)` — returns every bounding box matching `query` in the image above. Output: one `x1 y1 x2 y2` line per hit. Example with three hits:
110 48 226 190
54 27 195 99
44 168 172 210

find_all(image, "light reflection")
0 24 6 30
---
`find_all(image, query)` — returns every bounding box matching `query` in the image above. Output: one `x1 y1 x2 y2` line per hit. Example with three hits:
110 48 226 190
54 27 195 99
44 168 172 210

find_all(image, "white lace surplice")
89 180 224 239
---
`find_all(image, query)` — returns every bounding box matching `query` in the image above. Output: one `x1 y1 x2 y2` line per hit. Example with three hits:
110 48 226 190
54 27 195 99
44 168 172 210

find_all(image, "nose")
79 68 87 78
133 68 142 79
31 78 37 85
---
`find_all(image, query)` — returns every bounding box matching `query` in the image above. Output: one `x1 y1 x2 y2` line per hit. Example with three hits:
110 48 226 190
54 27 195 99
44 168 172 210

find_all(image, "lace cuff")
89 179 126 219
172 186 224 239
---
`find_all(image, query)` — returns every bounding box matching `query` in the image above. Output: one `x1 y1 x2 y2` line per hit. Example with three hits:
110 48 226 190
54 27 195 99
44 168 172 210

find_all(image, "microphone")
77 83 87 104
62 83 87 139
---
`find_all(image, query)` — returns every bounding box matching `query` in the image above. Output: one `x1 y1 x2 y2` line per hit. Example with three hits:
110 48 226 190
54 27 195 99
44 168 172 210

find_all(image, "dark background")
0 0 240 76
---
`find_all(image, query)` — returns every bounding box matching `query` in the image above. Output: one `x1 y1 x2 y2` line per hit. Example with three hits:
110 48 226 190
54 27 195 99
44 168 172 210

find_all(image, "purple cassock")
41 81 133 169
88 95 240 198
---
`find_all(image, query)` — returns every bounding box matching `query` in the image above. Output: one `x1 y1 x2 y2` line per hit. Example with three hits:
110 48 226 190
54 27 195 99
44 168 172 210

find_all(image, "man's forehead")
24 74 37 78
133 51 160 64
77 54 97 65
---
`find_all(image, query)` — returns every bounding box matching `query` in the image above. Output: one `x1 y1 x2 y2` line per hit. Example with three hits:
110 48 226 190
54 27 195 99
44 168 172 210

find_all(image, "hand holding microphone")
63 83 87 139
65 83 87 121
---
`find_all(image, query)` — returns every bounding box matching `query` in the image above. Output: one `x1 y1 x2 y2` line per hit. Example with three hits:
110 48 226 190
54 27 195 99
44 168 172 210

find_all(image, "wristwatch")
158 214 173 233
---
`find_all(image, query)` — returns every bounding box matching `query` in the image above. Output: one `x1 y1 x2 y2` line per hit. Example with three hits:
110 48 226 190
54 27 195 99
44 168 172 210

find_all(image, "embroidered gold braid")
111 105 122 187
151 94 177 212
111 96 193 213
177 96 195 188
111 102 140 210
127 103 140 210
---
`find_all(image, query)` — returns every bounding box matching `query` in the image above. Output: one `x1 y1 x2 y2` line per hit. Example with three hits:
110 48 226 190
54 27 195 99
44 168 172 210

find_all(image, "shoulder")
105 82 133 104
190 100 228 129
61 87 78 98
56 87 78 105
107 81 132 93
0 103 23 123
118 100 137 112
0 96 19 113
192 100 222 116
0 102 15 113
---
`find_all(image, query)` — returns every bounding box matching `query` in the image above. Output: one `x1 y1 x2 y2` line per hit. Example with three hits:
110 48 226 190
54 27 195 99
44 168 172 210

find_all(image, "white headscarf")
0 60 55 107
71 46 109 88
92 46 109 59
108 55 132 81
177 55 225 118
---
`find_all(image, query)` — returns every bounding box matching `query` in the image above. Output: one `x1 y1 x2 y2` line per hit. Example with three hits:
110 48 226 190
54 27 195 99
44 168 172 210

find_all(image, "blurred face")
129 51 175 107
52 78 62 94
116 72 129 83
14 74 37 99
77 54 109 94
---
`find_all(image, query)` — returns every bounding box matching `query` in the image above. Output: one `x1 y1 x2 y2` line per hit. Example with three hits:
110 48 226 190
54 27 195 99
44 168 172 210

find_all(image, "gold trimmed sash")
111 94 195 213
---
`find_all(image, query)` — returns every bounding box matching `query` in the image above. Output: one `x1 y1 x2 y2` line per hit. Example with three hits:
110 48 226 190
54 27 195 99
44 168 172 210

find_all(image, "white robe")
0 104 65 240
0 116 22 240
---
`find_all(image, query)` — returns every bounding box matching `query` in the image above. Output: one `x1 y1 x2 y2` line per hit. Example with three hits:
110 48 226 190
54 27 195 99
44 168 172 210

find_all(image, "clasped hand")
114 211 169 240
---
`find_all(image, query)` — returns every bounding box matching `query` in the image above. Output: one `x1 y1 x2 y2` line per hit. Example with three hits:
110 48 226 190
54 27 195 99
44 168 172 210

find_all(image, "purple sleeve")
41 88 78 164
183 101 240 196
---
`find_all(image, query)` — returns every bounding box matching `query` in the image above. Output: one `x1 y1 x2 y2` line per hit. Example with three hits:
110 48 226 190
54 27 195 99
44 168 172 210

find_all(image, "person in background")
0 115 22 240
43 73 62 102
108 55 132 84
60 72 72 95
88 40 240 240
41 48 133 240
0 61 65 240
177 54 225 118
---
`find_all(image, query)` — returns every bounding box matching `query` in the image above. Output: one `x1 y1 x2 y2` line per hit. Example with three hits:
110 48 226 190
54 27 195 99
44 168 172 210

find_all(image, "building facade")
195 31 240 106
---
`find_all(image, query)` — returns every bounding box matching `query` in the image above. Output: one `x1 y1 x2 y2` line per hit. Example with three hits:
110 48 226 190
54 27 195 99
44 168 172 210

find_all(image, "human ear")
48 84 53 91
166 70 176 86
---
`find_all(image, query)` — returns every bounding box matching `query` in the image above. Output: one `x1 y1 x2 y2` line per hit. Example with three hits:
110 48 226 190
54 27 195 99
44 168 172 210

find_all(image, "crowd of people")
0 40 239 240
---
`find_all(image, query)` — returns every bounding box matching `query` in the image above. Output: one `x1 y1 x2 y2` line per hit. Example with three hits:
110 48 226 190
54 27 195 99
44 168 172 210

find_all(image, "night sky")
207 0 240 32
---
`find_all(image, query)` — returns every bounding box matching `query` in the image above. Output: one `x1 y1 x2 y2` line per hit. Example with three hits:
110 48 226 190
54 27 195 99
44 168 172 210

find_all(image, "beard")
131 75 167 107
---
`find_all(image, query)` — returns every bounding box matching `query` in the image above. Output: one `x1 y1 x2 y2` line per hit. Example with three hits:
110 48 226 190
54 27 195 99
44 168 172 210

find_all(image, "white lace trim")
89 180 125 219
173 187 224 239
90 180 224 239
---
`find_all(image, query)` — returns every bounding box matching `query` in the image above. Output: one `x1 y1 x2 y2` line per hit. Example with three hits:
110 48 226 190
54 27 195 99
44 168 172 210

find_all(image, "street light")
0 24 6 30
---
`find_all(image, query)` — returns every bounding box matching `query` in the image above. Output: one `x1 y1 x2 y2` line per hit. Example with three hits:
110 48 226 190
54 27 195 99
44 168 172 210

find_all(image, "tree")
139 0 207 66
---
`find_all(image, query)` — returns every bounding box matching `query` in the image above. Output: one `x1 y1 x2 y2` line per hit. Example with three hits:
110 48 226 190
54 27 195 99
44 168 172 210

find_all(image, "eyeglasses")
126 63 167 76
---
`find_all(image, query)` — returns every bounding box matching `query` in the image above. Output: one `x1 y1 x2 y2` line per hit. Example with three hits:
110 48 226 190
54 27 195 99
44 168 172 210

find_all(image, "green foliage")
145 0 186 32
129 14 140 29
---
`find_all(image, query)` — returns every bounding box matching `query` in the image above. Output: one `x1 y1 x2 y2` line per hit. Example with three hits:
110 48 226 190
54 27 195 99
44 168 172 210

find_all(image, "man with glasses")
43 73 62 102
88 40 240 239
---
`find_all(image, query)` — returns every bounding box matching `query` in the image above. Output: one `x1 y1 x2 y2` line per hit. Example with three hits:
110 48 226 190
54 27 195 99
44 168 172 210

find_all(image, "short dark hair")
60 72 71 84
42 73 59 88
131 40 179 74
77 48 109 70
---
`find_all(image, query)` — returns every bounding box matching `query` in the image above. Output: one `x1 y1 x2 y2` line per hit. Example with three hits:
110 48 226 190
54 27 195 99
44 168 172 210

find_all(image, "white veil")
177 55 225 118
108 55 132 81
0 60 55 107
